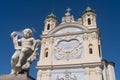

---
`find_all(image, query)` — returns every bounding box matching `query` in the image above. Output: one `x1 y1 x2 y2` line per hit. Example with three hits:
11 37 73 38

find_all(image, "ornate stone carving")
56 71 77 80
53 35 84 60
92 32 98 39
41 38 46 44
83 33 88 40
10 28 40 75
61 8 75 24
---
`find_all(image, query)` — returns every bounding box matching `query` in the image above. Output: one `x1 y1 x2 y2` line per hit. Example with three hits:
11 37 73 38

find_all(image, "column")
102 64 107 80
107 63 116 80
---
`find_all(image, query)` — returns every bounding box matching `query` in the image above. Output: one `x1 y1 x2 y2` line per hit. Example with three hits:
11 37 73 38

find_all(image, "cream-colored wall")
37 9 116 80
38 37 53 65
37 70 51 80
38 30 101 66
83 32 101 61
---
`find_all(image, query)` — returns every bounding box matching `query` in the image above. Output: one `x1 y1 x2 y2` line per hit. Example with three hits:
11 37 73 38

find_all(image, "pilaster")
37 70 51 80
85 67 90 80
108 63 116 80
95 67 102 80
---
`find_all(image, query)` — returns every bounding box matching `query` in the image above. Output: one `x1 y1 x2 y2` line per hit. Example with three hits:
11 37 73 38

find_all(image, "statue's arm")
11 32 21 49
11 32 17 38
18 39 22 46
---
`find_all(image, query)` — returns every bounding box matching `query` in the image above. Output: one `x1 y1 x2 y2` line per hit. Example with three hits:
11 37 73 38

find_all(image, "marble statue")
10 28 40 75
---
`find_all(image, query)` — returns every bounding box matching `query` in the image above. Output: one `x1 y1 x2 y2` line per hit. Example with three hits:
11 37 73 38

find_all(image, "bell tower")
82 6 97 29
43 12 57 34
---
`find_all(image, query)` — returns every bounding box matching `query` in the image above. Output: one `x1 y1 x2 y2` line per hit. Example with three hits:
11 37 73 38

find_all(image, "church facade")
36 7 116 80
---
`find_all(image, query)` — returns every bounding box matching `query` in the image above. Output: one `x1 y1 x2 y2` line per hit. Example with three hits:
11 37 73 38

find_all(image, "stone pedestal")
0 73 35 80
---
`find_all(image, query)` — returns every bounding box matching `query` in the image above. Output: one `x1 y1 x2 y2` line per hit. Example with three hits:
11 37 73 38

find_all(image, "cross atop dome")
66 8 71 13
65 8 71 16
61 8 75 24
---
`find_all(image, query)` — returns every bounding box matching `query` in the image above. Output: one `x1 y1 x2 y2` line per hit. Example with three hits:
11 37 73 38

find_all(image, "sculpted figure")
10 28 40 74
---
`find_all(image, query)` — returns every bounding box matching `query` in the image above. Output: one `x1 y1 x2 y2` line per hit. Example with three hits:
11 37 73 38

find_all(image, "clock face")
53 35 84 60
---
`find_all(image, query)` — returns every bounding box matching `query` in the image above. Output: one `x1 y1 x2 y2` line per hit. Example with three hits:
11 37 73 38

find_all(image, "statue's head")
22 28 32 39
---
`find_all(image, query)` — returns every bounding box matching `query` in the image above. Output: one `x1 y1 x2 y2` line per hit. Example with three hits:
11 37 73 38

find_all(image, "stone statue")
10 28 40 75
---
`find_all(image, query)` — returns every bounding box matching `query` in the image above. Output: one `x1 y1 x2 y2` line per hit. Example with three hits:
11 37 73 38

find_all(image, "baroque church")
36 7 116 80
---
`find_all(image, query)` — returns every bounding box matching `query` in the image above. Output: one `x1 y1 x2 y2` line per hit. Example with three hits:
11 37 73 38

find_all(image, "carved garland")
53 35 83 60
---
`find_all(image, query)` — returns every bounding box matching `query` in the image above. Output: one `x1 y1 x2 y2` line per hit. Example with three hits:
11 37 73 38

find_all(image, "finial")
83 6 95 14
65 8 71 16
66 8 71 13
87 0 89 6
51 8 55 13
46 9 57 19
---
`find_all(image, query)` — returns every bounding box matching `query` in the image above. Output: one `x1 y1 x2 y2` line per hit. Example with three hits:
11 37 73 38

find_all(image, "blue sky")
0 0 120 79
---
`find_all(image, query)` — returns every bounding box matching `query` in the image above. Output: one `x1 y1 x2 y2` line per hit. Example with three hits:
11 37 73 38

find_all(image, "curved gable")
48 23 88 35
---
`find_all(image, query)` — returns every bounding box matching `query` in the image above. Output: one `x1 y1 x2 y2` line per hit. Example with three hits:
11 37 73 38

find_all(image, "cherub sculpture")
10 28 40 74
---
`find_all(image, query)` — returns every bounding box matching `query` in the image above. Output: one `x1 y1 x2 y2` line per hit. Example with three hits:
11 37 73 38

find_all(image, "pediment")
48 23 88 36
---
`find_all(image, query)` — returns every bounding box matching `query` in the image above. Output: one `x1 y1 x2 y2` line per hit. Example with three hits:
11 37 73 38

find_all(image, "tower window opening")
89 48 93 54
45 48 49 58
47 24 50 30
89 44 93 54
45 52 48 57
88 18 91 25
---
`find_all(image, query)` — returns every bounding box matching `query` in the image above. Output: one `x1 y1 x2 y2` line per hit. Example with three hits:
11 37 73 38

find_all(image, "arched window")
45 48 49 58
89 44 93 54
45 52 48 57
88 18 91 25
89 48 93 54
47 24 50 30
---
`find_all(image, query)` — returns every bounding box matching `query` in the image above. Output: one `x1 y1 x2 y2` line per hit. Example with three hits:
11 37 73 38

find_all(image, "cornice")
41 28 99 38
36 62 102 70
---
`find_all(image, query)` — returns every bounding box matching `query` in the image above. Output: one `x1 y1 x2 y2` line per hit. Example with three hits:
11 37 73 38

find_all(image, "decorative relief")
83 32 98 41
92 32 98 39
42 38 53 45
83 33 88 40
56 71 77 80
46 38 52 44
53 35 84 60
50 69 85 80
54 27 82 35
41 38 46 44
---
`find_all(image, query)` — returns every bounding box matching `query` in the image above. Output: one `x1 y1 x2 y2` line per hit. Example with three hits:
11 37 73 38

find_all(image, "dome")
46 12 57 19
83 6 95 14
